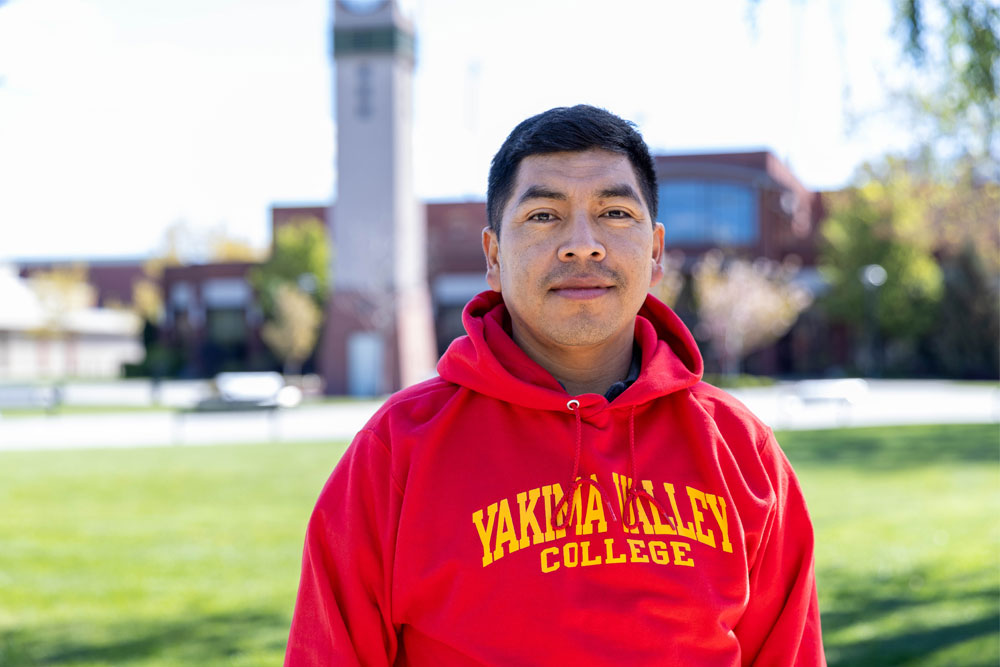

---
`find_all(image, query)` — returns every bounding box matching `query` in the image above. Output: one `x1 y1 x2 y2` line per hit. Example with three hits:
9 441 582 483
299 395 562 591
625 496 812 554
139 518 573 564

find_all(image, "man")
285 105 825 665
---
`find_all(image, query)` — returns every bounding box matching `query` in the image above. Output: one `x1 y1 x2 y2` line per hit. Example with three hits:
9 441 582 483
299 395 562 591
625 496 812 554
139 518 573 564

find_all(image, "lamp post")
859 264 887 377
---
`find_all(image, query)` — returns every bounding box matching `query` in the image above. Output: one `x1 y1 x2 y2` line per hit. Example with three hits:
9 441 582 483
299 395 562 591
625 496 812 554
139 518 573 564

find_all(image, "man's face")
483 149 665 353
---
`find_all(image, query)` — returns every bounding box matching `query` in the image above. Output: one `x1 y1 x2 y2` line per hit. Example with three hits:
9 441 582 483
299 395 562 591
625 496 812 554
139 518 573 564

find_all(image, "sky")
0 0 916 262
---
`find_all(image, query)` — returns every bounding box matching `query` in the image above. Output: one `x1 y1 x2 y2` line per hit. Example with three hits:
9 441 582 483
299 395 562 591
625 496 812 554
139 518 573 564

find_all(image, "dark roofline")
10 256 150 268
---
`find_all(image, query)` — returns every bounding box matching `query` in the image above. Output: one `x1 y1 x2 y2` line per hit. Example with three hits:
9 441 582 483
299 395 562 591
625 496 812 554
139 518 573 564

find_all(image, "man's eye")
605 209 633 219
528 212 556 222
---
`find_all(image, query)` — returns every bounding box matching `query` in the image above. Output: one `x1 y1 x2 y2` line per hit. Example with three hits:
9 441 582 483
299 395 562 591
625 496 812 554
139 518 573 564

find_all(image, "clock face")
340 0 387 14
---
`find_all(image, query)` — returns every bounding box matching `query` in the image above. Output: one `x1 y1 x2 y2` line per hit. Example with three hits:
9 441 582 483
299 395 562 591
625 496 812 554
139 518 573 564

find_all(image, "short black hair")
486 105 658 236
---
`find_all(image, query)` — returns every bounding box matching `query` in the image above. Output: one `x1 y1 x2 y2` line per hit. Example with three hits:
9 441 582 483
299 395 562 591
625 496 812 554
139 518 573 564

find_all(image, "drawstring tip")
604 500 618 524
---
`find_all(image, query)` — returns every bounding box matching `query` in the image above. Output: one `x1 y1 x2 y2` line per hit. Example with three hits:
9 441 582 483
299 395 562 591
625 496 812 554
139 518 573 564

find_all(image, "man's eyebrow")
515 185 567 206
598 184 643 204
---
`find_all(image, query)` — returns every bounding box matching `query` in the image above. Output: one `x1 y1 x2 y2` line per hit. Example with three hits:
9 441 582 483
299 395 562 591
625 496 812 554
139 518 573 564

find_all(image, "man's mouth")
549 278 615 300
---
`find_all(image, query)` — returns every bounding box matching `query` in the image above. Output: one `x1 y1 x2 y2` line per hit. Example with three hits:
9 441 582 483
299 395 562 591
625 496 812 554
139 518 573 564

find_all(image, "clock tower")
321 0 436 395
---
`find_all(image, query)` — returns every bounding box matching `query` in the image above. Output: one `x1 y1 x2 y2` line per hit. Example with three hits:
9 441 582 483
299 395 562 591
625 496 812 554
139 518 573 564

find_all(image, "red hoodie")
285 291 825 665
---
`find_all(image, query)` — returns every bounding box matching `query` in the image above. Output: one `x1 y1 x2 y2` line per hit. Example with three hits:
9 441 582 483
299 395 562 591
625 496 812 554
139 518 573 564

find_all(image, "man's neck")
511 325 635 397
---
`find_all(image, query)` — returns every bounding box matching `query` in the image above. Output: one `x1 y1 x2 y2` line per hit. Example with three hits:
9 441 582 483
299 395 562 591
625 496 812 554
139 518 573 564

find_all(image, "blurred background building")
4 0 997 393
9 145 830 389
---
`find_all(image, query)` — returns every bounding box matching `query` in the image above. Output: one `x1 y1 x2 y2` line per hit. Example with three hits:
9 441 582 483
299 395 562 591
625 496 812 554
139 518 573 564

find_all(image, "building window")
356 63 373 119
658 181 758 245
205 307 247 345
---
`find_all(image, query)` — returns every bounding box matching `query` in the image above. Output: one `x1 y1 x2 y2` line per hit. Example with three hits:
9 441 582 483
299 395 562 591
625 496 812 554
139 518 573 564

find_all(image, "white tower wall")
323 0 435 394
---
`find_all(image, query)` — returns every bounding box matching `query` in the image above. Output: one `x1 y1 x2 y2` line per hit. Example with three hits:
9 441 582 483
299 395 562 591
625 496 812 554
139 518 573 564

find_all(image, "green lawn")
783 424 1000 666
0 423 997 665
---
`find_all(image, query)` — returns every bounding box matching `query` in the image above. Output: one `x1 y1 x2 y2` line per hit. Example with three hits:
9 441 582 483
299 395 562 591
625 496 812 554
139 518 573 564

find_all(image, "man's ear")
482 227 502 292
649 222 666 287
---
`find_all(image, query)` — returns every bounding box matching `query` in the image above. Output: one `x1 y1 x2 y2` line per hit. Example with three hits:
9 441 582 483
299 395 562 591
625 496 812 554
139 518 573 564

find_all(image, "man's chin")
542 318 629 349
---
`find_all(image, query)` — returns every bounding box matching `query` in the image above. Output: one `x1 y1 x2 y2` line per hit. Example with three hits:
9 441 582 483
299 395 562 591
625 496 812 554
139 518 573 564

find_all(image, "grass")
0 441 348 666
0 423 997 665
701 372 778 388
0 397 375 419
780 424 1000 666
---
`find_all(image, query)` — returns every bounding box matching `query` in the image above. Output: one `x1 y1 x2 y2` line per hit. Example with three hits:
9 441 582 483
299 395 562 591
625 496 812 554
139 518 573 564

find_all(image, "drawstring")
623 405 677 531
553 399 618 530
552 401 676 533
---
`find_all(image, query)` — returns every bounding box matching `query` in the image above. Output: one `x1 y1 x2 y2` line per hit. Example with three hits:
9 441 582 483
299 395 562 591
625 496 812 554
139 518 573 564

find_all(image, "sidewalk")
730 379 1000 431
0 380 997 451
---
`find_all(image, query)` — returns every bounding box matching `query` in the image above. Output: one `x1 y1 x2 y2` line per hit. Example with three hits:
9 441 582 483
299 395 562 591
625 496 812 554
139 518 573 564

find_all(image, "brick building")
263 148 828 385
18 258 147 308
12 148 827 384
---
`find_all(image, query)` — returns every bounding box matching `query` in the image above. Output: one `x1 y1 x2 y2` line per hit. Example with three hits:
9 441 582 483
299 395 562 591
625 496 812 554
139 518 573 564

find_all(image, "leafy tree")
209 233 265 263
819 165 945 373
894 0 999 167
250 217 330 320
153 220 264 265
25 264 96 382
819 173 944 336
692 250 812 376
918 158 1000 278
260 282 323 376
27 264 96 337
927 243 1000 378
820 152 999 376
745 0 998 172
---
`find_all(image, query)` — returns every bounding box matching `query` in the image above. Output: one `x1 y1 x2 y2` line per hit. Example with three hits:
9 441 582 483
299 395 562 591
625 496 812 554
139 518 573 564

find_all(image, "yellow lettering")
581 540 602 566
563 541 579 567
472 503 498 567
671 541 695 567
663 483 696 539
648 540 670 565
642 479 677 535
604 537 627 564
612 473 640 534
568 481 586 535
705 494 734 553
627 484 656 535
582 475 608 535
492 499 519 561
540 547 560 573
517 488 544 548
542 484 568 541
626 538 650 563
687 487 716 548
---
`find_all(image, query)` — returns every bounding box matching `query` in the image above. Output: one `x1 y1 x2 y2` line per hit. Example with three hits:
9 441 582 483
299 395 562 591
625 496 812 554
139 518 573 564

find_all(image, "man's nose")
558 213 606 261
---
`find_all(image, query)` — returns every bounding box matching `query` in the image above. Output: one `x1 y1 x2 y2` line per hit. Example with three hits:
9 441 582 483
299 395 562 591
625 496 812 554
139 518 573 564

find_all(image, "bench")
191 372 302 412
0 385 58 414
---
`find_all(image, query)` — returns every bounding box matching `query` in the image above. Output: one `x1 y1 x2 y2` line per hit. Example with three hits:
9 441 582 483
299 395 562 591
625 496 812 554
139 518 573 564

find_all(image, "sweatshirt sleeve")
284 428 403 666
734 432 826 666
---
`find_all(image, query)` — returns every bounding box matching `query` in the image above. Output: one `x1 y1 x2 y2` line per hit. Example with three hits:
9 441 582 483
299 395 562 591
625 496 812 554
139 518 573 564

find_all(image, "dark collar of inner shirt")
603 343 642 402
554 343 642 401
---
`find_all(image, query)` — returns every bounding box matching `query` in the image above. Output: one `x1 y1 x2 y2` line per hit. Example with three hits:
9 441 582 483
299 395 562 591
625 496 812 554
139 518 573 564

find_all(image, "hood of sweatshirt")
437 290 704 414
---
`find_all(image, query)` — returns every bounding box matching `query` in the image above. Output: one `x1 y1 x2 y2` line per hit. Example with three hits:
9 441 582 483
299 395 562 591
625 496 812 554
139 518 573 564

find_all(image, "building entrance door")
347 331 384 397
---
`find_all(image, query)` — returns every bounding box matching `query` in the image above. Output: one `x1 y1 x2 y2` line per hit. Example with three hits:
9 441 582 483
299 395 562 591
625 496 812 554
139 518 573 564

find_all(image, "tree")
27 264 95 320
746 0 998 169
692 250 812 376
894 0 999 169
818 162 945 373
250 217 330 320
928 243 1000 378
25 264 96 380
209 231 265 263
819 151 1000 376
260 282 323 376
153 219 264 265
